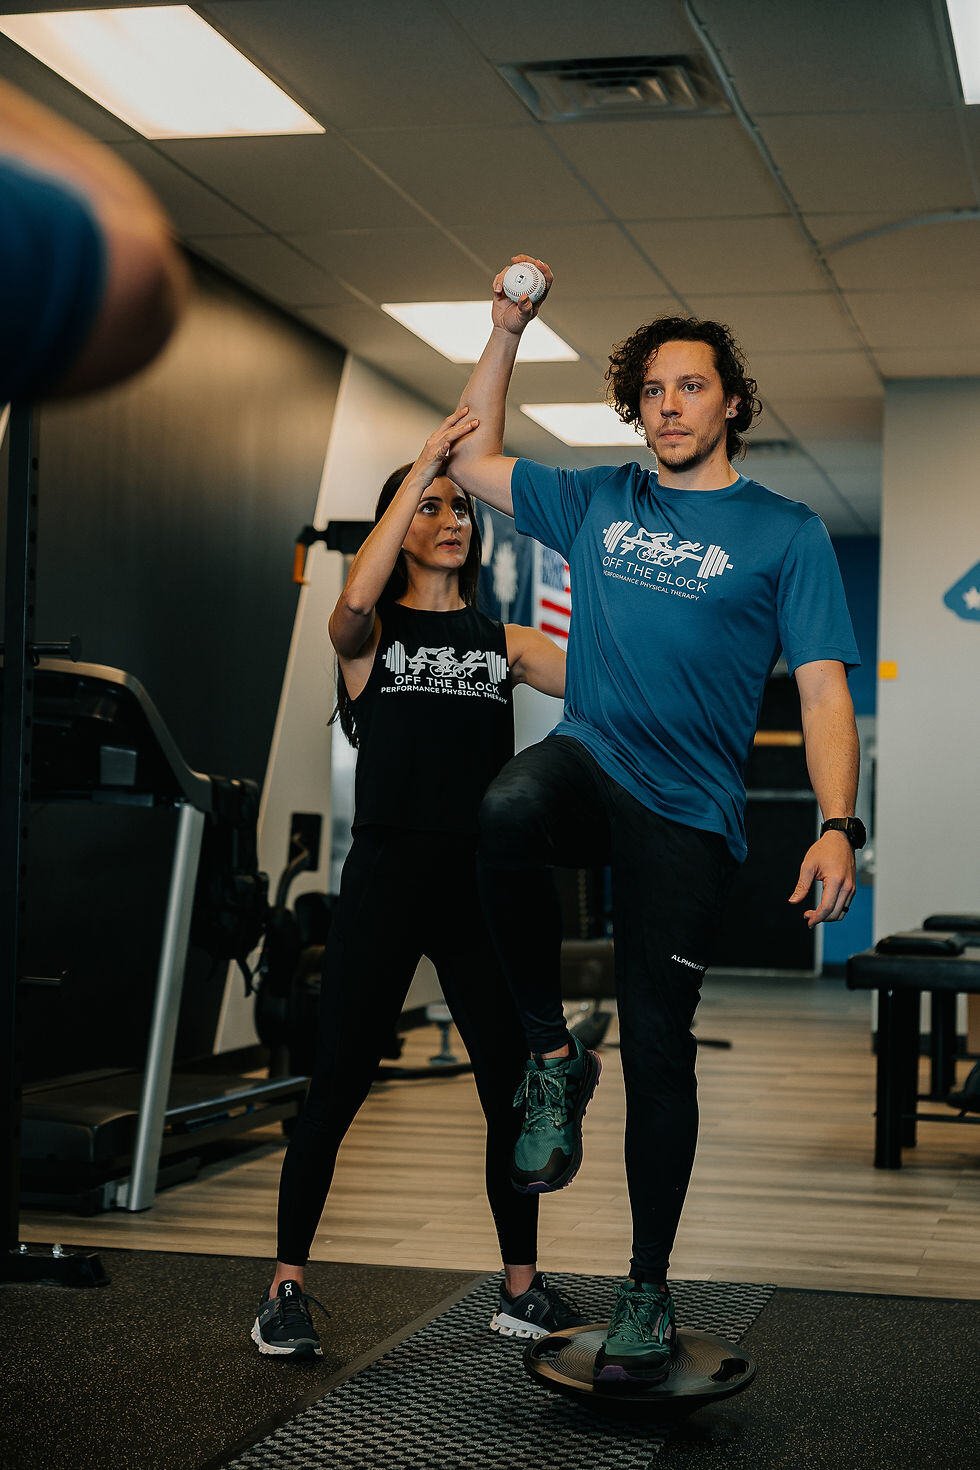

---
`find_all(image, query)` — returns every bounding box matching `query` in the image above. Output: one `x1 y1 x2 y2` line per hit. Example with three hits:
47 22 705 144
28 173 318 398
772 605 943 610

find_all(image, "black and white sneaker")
251 1279 328 1358
489 1272 589 1340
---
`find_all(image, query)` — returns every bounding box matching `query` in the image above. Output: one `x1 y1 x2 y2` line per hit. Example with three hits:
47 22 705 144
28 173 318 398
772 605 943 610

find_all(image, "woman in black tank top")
252 410 585 1358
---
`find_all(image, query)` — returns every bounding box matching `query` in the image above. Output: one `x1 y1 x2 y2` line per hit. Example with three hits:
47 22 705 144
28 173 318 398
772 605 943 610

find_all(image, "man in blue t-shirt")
0 79 185 404
449 256 862 1389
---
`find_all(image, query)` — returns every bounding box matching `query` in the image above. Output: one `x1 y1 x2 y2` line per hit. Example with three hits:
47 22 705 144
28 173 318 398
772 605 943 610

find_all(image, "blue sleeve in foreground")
0 157 107 403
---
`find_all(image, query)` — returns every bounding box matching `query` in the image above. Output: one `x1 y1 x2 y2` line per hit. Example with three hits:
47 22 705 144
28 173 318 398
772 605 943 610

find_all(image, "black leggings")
276 828 538 1267
478 735 736 1279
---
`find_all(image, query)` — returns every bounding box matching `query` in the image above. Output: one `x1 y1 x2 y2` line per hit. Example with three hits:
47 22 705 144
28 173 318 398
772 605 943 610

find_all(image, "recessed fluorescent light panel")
521 402 644 446
946 0 980 102
0 6 324 138
381 302 578 364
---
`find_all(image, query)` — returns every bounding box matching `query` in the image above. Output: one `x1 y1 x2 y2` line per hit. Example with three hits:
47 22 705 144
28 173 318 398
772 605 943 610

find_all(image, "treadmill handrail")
36 658 212 813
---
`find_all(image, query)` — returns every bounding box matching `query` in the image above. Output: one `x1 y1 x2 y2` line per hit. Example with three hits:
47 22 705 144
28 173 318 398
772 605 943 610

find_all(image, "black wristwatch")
820 817 867 850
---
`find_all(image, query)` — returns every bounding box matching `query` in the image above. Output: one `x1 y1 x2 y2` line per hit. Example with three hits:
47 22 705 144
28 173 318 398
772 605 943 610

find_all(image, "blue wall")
832 536 880 717
823 536 879 965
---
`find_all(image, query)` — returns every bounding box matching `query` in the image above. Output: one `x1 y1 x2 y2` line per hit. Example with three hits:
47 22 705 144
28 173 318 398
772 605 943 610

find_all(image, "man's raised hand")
491 254 554 335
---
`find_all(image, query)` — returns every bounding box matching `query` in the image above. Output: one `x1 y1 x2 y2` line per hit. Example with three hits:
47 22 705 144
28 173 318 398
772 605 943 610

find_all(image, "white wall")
875 380 980 940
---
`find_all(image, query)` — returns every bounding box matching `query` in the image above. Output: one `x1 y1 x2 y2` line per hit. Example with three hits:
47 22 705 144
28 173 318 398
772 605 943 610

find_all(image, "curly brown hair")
605 316 762 461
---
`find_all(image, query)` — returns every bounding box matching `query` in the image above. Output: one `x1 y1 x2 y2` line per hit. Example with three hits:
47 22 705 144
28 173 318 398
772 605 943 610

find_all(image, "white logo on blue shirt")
602 521 734 580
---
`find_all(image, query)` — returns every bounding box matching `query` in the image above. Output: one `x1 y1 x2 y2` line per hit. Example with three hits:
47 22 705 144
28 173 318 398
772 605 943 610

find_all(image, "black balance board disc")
524 1325 756 1419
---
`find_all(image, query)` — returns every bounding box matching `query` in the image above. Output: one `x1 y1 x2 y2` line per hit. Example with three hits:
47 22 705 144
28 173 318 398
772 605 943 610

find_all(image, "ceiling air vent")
498 55 729 122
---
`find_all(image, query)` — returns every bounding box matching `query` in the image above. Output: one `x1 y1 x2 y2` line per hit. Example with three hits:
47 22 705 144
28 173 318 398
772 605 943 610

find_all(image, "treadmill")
17 659 307 1213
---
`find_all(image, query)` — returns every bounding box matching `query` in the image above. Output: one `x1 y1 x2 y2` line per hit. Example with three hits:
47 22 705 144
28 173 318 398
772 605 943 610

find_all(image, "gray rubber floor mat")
226 1273 774 1469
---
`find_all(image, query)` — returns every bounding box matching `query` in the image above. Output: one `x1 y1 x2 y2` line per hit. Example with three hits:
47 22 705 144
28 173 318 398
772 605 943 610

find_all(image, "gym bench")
846 930 980 1168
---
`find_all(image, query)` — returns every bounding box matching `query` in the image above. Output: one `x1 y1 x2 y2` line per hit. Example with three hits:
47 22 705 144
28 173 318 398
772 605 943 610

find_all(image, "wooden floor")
21 976 979 1299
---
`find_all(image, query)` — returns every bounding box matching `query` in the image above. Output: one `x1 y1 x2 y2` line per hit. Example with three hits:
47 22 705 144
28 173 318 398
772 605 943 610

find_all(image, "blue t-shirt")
0 156 107 404
512 459 860 861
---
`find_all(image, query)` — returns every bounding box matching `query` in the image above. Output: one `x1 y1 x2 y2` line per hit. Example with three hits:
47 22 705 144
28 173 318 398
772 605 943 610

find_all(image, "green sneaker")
593 1278 677 1389
510 1033 601 1194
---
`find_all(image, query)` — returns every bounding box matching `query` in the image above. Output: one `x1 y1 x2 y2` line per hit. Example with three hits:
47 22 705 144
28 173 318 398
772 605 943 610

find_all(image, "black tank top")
350 602 514 834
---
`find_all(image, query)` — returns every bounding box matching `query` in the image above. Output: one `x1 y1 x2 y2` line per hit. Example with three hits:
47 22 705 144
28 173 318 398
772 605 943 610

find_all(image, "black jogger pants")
276 828 538 1267
477 735 736 1279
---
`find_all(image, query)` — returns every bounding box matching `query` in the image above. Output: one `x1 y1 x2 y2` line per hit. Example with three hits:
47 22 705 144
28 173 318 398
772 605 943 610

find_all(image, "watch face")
824 818 866 849
847 819 867 850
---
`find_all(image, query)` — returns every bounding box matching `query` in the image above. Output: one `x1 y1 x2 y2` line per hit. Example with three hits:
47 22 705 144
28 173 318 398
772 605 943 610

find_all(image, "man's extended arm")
788 659 860 927
0 79 186 398
448 255 553 517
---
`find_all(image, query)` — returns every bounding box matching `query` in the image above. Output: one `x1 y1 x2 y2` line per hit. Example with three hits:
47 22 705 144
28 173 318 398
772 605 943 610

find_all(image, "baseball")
502 261 547 305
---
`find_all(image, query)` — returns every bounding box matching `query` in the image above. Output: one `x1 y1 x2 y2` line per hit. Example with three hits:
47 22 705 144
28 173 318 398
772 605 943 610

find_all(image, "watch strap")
820 817 866 850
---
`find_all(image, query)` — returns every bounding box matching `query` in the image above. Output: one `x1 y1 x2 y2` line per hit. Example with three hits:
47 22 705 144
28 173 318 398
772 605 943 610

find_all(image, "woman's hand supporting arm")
328 408 478 658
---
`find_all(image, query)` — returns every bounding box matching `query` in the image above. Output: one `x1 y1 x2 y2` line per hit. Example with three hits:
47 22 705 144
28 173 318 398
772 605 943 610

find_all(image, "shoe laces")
608 1285 671 1345
540 1278 585 1326
513 1064 570 1130
272 1288 330 1330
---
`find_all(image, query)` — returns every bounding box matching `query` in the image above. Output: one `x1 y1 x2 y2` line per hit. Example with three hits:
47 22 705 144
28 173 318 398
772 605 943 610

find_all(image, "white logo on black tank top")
601 521 734 601
383 642 508 702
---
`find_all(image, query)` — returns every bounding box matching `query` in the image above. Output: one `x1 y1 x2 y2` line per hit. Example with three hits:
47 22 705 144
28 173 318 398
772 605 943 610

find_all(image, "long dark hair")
606 315 762 460
331 464 483 747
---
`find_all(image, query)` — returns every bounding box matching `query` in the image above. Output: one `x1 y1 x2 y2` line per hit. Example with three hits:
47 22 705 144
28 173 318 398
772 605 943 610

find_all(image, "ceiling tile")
542 296 685 362
758 111 975 214
442 0 694 64
767 396 883 442
627 215 826 295
827 219 980 292
187 235 352 308
692 0 955 113
112 142 260 236
508 360 619 403
10 0 975 493
296 301 469 391
752 350 881 399
740 446 812 482
205 0 528 130
285 228 489 302
804 212 907 248
453 223 668 299
847 291 980 351
346 125 607 226
156 135 424 232
685 293 864 354
547 116 780 218
875 346 980 377
825 469 883 501
795 441 883 475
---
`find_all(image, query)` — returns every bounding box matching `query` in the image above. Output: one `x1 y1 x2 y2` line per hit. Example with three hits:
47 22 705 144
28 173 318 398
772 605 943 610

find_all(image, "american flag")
536 544 572 644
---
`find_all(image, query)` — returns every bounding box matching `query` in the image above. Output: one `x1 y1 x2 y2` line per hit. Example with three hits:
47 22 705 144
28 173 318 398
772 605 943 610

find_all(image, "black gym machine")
0 406 311 1279
1 402 101 1285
